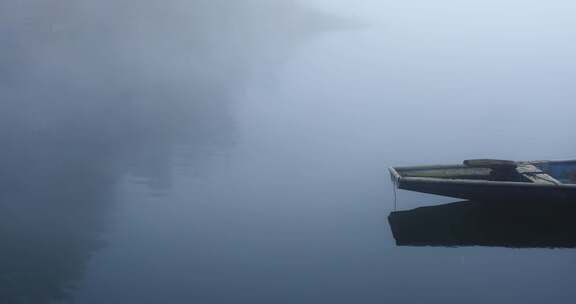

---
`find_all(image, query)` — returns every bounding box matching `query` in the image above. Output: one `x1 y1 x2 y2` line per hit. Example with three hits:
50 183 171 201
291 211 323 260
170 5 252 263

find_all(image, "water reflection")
0 174 112 303
389 200 576 248
0 1 340 303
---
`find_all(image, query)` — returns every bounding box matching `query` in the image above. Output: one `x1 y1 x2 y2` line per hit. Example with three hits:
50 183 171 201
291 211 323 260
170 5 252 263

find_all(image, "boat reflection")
388 200 576 248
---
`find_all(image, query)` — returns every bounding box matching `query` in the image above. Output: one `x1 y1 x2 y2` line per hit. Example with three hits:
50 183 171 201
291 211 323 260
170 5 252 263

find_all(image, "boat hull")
396 177 576 201
390 161 576 202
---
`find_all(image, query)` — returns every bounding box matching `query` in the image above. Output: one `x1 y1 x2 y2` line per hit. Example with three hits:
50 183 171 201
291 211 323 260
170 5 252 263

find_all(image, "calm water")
3 1 576 303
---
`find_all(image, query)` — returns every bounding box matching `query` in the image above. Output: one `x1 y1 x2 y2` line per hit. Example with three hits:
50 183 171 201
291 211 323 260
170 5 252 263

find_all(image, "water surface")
2 1 576 303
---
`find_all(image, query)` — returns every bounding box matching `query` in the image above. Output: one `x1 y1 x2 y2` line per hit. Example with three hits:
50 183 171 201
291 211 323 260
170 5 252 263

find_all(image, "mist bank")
0 0 345 190
0 1 345 303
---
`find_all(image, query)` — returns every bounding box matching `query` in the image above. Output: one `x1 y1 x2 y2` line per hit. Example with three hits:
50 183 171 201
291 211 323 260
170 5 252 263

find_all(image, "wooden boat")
389 159 576 201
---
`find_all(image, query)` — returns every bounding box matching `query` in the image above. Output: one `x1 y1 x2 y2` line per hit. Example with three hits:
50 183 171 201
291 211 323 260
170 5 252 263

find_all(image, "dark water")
3 1 576 303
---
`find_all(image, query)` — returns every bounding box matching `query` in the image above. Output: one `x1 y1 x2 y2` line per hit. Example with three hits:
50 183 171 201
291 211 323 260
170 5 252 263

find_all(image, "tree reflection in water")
0 1 342 302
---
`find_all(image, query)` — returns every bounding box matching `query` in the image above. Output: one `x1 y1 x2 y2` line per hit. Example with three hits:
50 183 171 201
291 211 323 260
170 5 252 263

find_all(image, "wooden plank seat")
516 163 561 185
463 159 561 184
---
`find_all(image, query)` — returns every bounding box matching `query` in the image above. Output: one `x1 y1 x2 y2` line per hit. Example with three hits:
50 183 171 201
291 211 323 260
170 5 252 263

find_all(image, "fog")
1 1 337 302
2 0 576 303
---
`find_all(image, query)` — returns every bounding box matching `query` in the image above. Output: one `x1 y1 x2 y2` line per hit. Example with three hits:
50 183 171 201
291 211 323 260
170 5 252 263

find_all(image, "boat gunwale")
389 159 576 189
397 176 576 189
391 159 576 173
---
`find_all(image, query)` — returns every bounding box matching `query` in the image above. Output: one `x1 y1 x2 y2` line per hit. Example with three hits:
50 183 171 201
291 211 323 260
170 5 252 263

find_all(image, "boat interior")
393 159 576 185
